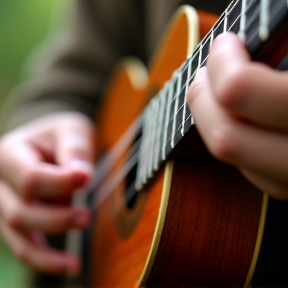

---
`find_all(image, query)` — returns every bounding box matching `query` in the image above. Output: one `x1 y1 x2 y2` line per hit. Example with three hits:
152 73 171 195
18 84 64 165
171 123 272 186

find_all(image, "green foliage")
0 2 64 286
0 0 61 102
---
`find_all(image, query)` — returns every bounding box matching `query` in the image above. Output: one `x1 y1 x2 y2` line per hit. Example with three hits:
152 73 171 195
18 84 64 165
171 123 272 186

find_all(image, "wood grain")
85 7 265 288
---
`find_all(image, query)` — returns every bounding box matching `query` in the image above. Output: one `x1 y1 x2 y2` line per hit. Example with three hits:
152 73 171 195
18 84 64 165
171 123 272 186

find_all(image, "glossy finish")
87 7 265 288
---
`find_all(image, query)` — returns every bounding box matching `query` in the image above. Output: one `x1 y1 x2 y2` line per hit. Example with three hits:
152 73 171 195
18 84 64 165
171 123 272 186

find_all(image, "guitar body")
87 6 267 288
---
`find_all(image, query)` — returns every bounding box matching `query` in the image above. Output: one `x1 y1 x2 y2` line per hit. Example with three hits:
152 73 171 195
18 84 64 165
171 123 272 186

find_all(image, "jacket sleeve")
0 0 145 132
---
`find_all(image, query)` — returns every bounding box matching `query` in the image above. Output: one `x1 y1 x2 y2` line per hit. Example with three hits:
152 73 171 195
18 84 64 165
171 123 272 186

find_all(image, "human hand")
0 112 95 274
187 32 288 199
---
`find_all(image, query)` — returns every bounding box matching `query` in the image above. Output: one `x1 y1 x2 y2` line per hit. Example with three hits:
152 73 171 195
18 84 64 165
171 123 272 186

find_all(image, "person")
0 0 287 283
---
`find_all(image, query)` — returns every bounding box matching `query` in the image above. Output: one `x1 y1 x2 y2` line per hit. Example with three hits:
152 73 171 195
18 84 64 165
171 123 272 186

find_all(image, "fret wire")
175 52 208 126
228 7 243 33
197 44 203 71
171 31 210 105
162 77 175 161
142 106 152 184
137 0 277 190
171 62 187 103
141 108 149 185
181 56 193 136
148 100 156 179
137 0 287 190
171 57 206 139
210 25 214 46
176 54 208 116
224 8 229 32
227 0 242 32
172 0 248 141
147 98 158 178
135 107 149 190
223 0 236 33
185 0 246 87
154 88 167 170
171 71 182 148
143 0 251 181
139 110 147 187
150 99 158 176
163 47 201 142
238 0 247 40
145 103 155 182
168 63 189 105
259 0 270 40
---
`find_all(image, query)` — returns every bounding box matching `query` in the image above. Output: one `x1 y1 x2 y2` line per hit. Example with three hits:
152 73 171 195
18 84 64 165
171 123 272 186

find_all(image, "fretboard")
135 0 288 191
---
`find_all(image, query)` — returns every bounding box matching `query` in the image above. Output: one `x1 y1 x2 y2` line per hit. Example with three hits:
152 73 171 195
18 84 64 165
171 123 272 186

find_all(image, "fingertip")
69 159 93 174
194 66 208 82
69 159 94 187
209 32 250 65
65 258 81 276
210 32 240 53
72 210 91 229
48 254 81 276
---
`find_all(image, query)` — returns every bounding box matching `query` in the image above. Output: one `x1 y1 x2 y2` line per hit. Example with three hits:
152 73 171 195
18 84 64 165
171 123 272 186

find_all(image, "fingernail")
69 159 93 174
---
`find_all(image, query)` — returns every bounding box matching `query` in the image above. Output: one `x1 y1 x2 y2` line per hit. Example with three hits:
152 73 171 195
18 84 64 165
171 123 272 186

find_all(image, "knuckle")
215 67 249 108
208 124 238 162
59 112 93 131
48 212 73 234
14 243 29 263
6 206 23 229
19 168 38 198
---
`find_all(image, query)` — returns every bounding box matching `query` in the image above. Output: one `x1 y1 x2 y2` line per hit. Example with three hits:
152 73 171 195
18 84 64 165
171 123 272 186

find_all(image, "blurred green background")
0 1 66 287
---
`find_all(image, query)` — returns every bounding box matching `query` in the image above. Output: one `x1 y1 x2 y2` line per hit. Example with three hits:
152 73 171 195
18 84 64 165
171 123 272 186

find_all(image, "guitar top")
80 1 288 287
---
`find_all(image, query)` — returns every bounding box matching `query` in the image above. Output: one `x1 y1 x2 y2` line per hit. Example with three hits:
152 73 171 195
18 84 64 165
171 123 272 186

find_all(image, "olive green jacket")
1 0 230 131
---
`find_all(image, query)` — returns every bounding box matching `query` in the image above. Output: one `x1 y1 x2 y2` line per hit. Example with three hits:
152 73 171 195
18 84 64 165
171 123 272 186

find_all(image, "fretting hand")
187 32 288 199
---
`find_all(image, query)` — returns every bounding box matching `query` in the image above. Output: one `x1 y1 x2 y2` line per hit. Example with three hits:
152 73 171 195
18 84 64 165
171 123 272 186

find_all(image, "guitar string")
176 0 280 140
170 0 241 104
164 0 243 150
164 0 240 133
82 116 142 205
168 0 276 147
87 4 240 207
86 0 278 209
140 0 270 185
90 0 245 200
91 139 141 211
168 0 266 137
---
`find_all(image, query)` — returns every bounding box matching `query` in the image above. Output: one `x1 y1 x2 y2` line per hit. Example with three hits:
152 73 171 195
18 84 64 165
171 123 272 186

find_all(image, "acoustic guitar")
80 1 288 287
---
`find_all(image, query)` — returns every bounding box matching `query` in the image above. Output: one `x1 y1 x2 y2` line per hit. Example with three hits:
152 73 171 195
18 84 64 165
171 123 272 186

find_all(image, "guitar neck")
135 0 288 191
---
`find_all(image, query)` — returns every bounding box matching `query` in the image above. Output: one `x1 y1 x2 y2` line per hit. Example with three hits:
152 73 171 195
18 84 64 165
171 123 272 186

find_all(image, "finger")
0 182 90 234
0 141 91 200
240 169 288 200
188 67 288 187
208 32 288 130
0 222 80 275
54 113 95 166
